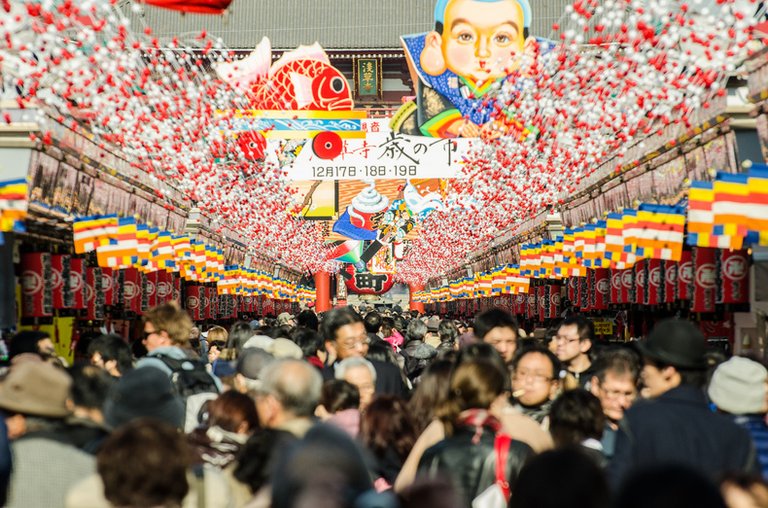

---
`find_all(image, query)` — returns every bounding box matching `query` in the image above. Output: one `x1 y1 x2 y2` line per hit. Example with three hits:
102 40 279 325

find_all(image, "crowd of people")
1 302 767 508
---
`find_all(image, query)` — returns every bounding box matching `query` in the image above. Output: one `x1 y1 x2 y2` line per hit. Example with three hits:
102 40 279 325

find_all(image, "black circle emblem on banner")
312 131 343 160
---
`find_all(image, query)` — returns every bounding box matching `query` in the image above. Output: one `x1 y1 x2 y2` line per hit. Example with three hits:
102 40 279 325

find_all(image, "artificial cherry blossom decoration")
0 0 762 283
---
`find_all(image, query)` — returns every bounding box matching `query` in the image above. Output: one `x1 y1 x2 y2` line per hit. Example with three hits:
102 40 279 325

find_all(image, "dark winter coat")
417 424 533 506
609 385 760 487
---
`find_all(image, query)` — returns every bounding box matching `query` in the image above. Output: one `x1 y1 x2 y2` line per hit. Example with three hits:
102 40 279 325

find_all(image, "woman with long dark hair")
360 396 418 491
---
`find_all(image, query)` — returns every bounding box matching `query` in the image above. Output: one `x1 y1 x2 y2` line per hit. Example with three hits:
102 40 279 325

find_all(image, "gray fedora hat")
636 319 707 370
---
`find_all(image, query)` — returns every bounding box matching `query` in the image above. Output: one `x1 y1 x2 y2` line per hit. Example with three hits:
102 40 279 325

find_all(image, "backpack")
153 354 220 432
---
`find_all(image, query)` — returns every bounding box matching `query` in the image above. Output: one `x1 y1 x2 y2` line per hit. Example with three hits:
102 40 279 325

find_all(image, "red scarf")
456 409 502 444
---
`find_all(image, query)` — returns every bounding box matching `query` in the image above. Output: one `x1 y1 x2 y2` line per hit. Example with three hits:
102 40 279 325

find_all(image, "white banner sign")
268 121 473 181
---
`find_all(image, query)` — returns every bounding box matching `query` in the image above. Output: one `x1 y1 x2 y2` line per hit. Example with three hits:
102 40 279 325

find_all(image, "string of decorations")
0 0 762 284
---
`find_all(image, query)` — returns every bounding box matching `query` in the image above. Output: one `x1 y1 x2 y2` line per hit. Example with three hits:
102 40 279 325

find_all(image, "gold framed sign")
353 57 382 100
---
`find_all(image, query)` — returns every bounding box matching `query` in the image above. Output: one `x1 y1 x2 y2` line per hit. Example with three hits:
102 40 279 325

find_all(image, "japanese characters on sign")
276 125 469 181
354 57 381 99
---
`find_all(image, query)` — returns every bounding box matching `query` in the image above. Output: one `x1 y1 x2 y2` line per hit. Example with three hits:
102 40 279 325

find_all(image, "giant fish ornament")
215 37 353 111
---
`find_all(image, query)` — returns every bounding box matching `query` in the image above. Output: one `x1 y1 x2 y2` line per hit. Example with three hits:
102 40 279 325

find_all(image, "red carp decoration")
140 0 233 14
344 265 394 295
215 37 353 111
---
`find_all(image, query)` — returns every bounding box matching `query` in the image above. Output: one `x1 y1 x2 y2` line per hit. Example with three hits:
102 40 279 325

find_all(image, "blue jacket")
733 415 768 479
609 385 759 487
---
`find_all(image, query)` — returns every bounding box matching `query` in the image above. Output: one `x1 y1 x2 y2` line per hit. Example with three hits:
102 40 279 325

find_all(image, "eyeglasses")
513 371 554 384
553 335 581 345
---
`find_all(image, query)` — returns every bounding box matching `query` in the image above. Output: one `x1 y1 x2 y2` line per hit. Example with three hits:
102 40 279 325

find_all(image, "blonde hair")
143 303 193 346
206 326 228 344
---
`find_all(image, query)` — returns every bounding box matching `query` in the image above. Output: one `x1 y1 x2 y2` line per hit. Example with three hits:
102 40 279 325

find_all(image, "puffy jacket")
417 424 533 506
402 340 437 380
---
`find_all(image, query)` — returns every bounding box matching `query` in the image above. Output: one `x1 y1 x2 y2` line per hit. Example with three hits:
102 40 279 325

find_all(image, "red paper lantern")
593 269 610 310
156 271 173 304
263 298 275 317
634 259 647 305
206 286 216 320
101 267 116 307
142 271 158 311
647 259 662 306
231 296 240 319
21 253 52 318
86 267 105 321
585 271 595 312
547 285 561 319
526 291 537 320
578 277 589 311
610 269 622 305
50 254 69 310
111 269 122 307
664 261 678 304
620 269 634 304
567 277 579 305
344 265 395 295
692 247 717 313
678 250 693 301
69 258 86 310
718 249 749 305
185 284 203 321
513 294 525 316
172 273 181 302
537 285 547 321
123 268 142 315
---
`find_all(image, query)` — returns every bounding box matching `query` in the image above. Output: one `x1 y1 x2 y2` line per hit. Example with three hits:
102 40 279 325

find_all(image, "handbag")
472 434 513 508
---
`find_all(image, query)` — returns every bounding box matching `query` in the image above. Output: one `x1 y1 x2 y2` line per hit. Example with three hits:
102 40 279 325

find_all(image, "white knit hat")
708 357 768 415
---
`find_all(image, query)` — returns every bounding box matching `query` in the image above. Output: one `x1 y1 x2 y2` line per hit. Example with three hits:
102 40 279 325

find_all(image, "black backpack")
153 354 220 432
